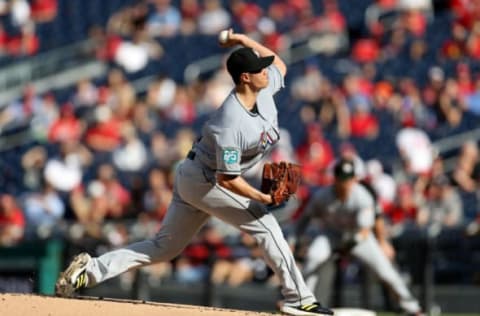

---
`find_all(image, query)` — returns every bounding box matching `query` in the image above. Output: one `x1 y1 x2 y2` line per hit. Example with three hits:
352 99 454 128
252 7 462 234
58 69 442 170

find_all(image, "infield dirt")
0 293 276 316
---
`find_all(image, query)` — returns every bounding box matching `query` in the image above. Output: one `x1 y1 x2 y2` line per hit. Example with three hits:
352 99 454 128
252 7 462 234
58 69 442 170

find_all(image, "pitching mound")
0 293 276 316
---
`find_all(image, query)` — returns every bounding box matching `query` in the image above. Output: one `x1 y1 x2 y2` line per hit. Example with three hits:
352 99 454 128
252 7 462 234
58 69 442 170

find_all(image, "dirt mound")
0 293 276 316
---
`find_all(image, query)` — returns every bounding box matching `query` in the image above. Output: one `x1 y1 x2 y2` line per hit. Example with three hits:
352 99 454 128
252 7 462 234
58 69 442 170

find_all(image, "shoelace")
300 303 319 311
74 272 88 289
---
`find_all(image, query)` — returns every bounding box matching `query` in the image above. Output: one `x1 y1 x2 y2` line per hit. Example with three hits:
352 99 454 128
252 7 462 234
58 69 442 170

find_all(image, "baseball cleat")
281 302 334 316
55 252 91 297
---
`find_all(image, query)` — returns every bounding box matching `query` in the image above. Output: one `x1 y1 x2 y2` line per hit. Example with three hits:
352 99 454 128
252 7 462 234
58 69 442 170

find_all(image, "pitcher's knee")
151 237 185 261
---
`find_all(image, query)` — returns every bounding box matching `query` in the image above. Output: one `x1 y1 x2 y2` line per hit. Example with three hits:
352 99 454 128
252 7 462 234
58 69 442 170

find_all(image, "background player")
292 158 423 316
55 29 333 316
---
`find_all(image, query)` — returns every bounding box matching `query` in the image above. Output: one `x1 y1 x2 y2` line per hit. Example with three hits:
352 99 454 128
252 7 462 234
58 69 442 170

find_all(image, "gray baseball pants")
304 234 421 313
84 157 316 306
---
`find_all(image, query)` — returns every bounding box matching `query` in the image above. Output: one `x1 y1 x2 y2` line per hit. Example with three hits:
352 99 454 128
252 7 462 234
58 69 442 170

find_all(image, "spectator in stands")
22 179 65 237
393 79 435 129
365 0 397 39
399 7 428 37
365 159 397 212
171 127 196 162
0 85 43 129
84 106 123 152
91 163 131 219
131 99 158 137
230 0 263 34
179 0 200 35
6 22 39 56
9 0 31 28
146 0 181 38
311 0 346 35
149 131 179 168
441 22 468 60
466 21 480 59
114 28 164 73
89 26 123 63
175 224 231 283
0 194 25 246
352 38 380 64
107 1 148 37
422 66 463 128
348 95 379 139
258 16 289 53
452 140 480 192
72 79 99 110
146 74 177 115
197 0 231 35
372 81 394 110
418 174 464 228
69 183 102 226
381 27 408 61
112 122 148 173
290 60 324 104
456 63 474 98
0 22 7 56
43 140 91 193
30 0 58 23
211 231 276 287
465 76 480 115
142 167 172 222
296 123 335 186
384 183 420 234
165 85 197 124
29 93 60 141
451 0 480 30
423 66 445 108
434 79 464 127
48 103 83 143
21 145 47 191
104 68 136 114
200 65 234 112
395 127 435 181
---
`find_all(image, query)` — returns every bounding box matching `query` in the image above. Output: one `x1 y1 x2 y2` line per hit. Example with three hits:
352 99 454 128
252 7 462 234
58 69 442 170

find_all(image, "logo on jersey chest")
259 131 276 150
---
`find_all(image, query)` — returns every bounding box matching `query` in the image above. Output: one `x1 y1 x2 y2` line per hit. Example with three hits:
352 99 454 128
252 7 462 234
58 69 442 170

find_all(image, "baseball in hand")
218 30 229 44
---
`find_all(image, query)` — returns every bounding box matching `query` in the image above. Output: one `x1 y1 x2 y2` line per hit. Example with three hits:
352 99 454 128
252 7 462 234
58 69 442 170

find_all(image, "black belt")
187 150 196 160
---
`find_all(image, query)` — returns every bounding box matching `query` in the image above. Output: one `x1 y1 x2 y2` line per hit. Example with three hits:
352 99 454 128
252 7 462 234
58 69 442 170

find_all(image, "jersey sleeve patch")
222 148 240 164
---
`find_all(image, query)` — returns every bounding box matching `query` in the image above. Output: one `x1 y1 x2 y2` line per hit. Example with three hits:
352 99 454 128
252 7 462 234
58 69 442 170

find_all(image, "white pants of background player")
304 234 421 314
82 157 317 307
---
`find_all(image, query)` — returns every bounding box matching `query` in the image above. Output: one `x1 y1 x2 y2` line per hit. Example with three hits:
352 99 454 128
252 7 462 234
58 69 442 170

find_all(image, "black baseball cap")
226 47 274 82
333 158 356 180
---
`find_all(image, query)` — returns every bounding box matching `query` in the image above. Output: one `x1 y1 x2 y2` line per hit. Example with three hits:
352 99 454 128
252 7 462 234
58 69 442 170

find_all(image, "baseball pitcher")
56 29 333 316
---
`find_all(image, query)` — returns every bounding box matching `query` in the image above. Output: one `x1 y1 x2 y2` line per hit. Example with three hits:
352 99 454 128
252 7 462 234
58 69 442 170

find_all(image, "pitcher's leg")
303 235 333 293
351 234 421 313
190 184 316 306
86 197 210 286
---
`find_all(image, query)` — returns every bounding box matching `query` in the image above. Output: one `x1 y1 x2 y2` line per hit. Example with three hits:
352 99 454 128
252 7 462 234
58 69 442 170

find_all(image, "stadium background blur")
0 0 479 314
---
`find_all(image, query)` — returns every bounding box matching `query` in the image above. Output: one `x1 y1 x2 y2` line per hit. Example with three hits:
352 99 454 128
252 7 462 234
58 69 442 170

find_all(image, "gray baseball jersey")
304 183 376 235
82 64 319 308
193 64 283 174
300 182 421 314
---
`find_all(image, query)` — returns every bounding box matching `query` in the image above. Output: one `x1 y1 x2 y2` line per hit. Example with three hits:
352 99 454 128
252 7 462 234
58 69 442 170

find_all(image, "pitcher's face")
245 67 269 90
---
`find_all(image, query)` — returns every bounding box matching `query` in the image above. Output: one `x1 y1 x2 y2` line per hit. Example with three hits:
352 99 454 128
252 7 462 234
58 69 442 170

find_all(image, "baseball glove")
261 161 302 206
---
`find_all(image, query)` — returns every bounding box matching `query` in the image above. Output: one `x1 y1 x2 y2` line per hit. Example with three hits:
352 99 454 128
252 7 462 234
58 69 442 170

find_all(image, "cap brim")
334 172 355 181
249 55 274 72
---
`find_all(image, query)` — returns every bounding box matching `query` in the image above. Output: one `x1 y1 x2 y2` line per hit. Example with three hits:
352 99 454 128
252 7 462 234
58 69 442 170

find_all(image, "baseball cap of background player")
333 158 356 181
226 47 274 82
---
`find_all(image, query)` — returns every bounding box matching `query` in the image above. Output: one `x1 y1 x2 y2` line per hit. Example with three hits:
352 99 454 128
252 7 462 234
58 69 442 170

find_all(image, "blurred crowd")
1 0 480 290
0 0 57 57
